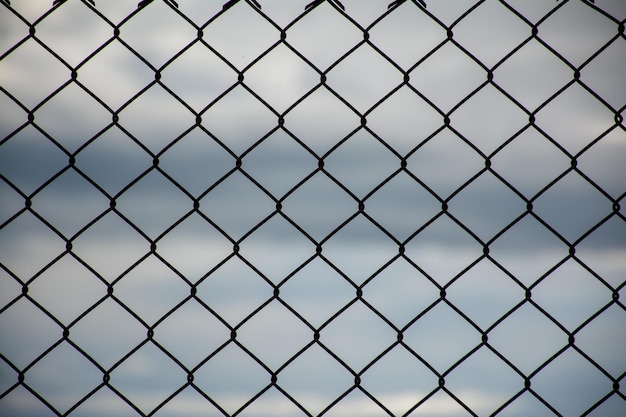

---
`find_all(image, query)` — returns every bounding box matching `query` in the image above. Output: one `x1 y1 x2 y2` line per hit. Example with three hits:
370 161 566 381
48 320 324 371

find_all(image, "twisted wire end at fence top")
0 0 599 11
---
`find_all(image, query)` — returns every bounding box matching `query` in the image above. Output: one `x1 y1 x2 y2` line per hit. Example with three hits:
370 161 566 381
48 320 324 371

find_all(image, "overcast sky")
1 1 625 416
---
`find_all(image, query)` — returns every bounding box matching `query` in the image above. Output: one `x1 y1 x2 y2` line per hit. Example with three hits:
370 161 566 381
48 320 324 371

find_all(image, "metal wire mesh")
1 0 625 416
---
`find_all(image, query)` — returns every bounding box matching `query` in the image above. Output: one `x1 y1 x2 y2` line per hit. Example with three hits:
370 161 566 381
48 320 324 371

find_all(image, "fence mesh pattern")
1 0 625 416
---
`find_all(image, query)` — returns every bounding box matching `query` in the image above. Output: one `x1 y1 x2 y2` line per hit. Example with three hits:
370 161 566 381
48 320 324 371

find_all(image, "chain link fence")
1 0 625 416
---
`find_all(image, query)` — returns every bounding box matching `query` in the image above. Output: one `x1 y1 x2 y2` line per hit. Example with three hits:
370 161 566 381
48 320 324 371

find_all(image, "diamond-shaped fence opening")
1 1 625 417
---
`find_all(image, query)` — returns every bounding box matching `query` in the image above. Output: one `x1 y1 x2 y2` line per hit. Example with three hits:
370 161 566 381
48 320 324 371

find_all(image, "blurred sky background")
1 0 625 416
